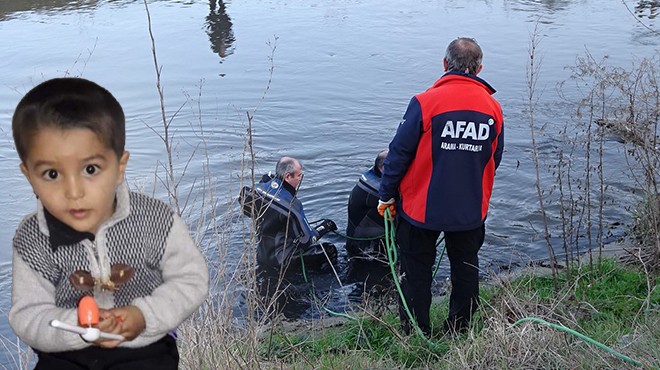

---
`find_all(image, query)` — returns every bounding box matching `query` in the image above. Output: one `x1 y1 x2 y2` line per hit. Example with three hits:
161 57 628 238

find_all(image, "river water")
0 0 658 365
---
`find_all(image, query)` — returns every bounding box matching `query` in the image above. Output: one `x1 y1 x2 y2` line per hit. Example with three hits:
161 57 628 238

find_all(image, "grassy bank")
224 257 658 369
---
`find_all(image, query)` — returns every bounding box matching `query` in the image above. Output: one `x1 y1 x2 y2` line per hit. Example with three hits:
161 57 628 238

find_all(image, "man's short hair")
445 37 483 75
275 156 300 178
375 149 388 170
12 77 125 163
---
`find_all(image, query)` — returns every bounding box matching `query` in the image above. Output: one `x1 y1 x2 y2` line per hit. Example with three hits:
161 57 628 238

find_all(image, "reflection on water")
344 258 394 299
0 0 100 20
502 0 574 25
635 0 660 19
512 0 572 12
205 0 235 60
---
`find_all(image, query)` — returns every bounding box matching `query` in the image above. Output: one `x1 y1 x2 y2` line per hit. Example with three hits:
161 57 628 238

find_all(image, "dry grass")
626 194 660 275
442 267 659 370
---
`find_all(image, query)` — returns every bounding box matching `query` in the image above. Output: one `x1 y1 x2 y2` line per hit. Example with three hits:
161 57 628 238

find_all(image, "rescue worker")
378 37 504 336
346 149 388 259
241 156 338 273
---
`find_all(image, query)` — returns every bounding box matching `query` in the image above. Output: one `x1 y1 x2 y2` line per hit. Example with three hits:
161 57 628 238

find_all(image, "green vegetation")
251 259 657 369
261 311 448 368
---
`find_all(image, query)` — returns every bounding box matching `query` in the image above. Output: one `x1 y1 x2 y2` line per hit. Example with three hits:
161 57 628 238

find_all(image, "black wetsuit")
244 174 337 273
346 167 386 257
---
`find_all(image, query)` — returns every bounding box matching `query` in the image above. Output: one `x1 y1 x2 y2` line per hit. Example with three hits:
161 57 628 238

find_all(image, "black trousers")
34 334 179 370
396 217 484 333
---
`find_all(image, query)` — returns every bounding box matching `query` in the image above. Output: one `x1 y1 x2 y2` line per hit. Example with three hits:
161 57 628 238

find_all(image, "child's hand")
94 305 146 348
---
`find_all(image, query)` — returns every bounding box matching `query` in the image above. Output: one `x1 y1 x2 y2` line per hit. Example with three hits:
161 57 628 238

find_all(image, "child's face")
20 127 129 235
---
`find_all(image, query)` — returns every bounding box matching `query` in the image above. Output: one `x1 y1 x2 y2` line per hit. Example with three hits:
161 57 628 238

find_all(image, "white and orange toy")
50 296 124 342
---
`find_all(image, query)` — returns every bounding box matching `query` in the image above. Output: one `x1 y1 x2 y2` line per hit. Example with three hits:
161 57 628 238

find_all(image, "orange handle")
78 296 99 327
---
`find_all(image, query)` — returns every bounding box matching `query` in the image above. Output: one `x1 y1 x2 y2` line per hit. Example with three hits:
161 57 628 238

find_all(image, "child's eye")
84 165 100 175
41 169 58 180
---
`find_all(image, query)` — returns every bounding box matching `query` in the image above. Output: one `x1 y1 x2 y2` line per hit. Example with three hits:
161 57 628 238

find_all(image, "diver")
346 149 389 259
240 156 338 274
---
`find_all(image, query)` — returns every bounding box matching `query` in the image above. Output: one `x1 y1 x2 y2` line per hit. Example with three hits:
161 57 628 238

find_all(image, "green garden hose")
511 317 643 367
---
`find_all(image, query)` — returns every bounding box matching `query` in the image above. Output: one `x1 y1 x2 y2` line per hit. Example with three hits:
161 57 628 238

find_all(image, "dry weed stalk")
526 23 558 284
0 333 33 370
143 0 184 214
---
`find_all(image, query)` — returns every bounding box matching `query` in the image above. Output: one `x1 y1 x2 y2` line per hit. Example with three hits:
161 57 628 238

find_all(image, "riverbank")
268 241 635 332
208 244 658 369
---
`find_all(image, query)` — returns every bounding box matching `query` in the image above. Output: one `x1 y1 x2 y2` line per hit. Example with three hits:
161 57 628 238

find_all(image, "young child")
9 77 209 369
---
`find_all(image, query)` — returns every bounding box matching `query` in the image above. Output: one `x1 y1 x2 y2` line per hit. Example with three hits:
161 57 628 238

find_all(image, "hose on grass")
511 317 643 367
384 210 642 366
314 212 644 365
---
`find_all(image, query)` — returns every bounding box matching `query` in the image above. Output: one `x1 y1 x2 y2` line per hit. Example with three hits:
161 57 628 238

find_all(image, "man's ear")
117 151 130 184
443 58 449 72
283 172 296 187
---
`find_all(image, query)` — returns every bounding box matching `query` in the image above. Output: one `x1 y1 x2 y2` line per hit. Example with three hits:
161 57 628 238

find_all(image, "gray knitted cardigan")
9 182 209 352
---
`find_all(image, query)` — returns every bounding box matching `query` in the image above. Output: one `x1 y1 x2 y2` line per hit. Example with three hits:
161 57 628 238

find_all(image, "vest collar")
263 174 297 196
281 178 297 196
432 71 497 95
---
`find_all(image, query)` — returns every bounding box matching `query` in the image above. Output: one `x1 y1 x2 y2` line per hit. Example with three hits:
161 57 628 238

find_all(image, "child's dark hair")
12 77 125 163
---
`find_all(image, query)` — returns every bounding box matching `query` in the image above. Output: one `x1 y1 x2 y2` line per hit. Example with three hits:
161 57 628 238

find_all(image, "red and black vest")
379 71 504 231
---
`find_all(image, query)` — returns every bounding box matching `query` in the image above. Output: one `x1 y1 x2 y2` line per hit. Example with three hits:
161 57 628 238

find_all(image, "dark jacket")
379 71 504 231
346 167 385 256
248 175 319 268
